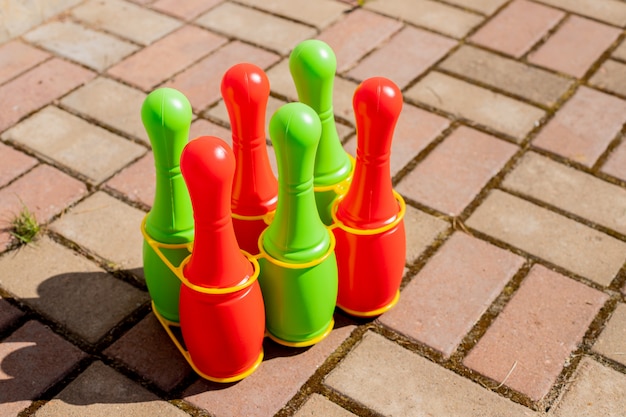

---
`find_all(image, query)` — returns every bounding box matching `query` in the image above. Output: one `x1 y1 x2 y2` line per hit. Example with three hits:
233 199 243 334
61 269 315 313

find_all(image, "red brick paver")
396 126 517 216
347 26 456 89
0 320 87 416
108 25 227 91
0 40 49 85
602 139 626 181
0 142 37 188
317 8 403 73
532 86 626 167
470 0 564 58
105 152 156 207
463 265 608 401
151 0 223 20
380 233 524 357
0 58 95 133
528 16 620 78
0 297 24 333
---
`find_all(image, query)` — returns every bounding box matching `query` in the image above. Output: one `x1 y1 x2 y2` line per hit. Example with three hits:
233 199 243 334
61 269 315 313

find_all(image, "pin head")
269 102 322 186
353 77 403 160
289 40 337 113
221 63 270 141
142 88 193 168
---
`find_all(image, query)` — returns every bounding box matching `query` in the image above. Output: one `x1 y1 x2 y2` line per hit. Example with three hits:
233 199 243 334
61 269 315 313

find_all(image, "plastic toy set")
141 39 406 383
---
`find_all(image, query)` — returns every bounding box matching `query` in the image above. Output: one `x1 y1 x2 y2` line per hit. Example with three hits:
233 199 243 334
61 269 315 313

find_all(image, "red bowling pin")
332 77 406 317
178 136 265 382
221 63 278 255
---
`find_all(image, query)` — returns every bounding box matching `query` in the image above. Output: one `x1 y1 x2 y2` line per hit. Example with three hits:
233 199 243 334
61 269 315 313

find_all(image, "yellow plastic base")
336 290 400 318
152 301 264 383
265 318 334 348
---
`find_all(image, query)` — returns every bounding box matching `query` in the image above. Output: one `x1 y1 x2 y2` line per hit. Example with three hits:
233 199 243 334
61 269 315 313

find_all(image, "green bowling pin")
289 39 353 225
141 88 194 323
259 102 338 347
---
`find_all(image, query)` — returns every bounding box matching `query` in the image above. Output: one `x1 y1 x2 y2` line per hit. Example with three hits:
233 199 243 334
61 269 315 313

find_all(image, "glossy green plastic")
141 88 194 323
289 40 353 225
259 102 338 345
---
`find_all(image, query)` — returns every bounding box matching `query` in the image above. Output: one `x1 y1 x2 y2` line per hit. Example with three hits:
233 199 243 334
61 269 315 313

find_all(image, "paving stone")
344 104 450 177
592 303 626 366
602 139 626 181
195 2 316 56
613 39 626 61
24 20 139 72
406 72 545 141
104 314 193 391
439 45 573 107
184 322 355 417
380 233 524 357
235 0 349 29
550 358 626 416
0 40 49 85
165 41 279 112
467 190 626 286
105 152 155 208
152 0 222 20
535 0 626 27
464 265 608 401
266 58 298 100
347 26 456 89
317 8 403 73
529 16 621 78
61 77 148 144
294 394 356 417
0 0 82 43
0 142 37 187
0 164 87 250
503 152 626 236
0 236 147 343
2 106 146 183
397 126 517 216
0 58 95 133
365 0 483 39
403 205 449 264
108 25 226 91
470 0 564 58
189 118 232 143
72 0 182 45
34 361 189 417
325 331 540 417
590 59 626 97
0 320 86 416
50 191 145 276
441 0 508 14
0 297 24 333
532 86 626 167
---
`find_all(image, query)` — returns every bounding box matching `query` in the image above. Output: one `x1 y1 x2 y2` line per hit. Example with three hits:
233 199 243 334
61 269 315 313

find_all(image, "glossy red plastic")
221 63 278 255
335 77 403 229
181 136 253 288
333 77 406 316
179 136 265 380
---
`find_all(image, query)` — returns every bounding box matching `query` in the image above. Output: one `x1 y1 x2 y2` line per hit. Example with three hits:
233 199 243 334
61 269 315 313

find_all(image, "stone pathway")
1 0 626 416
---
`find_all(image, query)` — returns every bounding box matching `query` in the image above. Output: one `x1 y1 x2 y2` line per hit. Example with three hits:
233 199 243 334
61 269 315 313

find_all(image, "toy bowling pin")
141 88 194 324
289 39 353 225
221 63 278 255
332 77 406 317
178 136 265 382
258 102 338 347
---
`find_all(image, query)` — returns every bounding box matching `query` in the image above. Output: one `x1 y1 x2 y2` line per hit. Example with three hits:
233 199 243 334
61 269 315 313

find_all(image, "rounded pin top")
269 102 322 185
353 77 403 158
141 87 193 169
289 40 337 113
221 63 270 141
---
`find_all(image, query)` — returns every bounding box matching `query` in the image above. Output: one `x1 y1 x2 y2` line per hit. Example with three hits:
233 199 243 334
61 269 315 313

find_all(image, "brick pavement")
0 0 625 416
